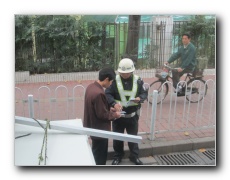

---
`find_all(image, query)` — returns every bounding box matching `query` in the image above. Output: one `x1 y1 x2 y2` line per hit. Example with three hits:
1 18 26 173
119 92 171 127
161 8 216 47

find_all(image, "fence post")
28 94 34 118
143 82 150 127
150 90 158 141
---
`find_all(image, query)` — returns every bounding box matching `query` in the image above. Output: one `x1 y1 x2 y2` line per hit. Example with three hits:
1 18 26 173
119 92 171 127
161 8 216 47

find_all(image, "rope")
38 119 50 165
32 118 45 130
15 118 50 165
15 133 32 139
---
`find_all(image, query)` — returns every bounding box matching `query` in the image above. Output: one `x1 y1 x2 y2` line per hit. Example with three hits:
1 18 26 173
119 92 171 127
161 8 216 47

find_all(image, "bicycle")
147 64 208 104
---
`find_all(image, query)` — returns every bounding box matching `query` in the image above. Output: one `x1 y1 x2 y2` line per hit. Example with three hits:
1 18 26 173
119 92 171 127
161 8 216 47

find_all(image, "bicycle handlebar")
163 64 171 69
163 64 179 70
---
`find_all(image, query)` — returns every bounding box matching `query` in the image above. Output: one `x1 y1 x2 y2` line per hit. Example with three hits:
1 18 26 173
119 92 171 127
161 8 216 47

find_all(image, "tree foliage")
15 15 115 74
15 15 215 74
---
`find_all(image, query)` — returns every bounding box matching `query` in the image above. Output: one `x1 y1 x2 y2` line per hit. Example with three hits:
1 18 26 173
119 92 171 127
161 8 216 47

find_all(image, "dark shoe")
129 157 143 165
112 158 121 165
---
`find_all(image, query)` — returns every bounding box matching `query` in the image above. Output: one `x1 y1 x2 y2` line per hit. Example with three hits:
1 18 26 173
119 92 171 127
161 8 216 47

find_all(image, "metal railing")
15 78 216 140
16 19 215 74
148 79 216 140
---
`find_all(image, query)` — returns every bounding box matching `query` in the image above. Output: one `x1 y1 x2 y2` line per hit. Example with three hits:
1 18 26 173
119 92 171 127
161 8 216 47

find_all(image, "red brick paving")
15 75 216 144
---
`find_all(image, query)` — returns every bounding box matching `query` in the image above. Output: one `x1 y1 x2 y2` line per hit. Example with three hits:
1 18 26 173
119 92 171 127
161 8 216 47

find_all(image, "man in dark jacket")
83 67 121 165
165 33 197 93
105 58 147 165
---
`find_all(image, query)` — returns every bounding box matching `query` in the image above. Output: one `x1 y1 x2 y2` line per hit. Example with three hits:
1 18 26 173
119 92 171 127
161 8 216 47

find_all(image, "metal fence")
148 79 216 140
15 85 86 120
15 78 216 140
15 17 215 73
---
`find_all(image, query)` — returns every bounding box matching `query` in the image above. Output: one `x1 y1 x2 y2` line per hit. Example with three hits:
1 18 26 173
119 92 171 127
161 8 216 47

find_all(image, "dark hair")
98 67 116 81
182 33 191 39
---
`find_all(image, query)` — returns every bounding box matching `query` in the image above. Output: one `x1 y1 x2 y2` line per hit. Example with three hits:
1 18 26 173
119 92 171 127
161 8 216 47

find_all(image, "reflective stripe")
115 75 139 107
115 100 138 107
121 112 136 118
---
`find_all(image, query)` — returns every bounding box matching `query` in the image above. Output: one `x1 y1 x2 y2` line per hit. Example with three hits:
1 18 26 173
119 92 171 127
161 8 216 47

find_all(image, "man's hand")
114 111 121 119
110 107 122 120
110 107 116 112
114 103 122 112
177 68 183 72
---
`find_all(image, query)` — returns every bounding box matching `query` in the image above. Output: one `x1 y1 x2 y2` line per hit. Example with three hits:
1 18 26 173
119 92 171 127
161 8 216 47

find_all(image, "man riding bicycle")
165 33 197 93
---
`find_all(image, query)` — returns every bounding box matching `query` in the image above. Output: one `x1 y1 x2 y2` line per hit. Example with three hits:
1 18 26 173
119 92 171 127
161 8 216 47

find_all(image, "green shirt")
168 42 196 70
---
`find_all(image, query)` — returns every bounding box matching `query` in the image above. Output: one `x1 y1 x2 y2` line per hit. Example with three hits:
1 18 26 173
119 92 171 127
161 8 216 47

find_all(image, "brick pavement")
15 75 216 160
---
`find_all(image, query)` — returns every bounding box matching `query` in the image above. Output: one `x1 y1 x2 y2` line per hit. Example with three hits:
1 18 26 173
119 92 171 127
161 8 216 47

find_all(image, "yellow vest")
115 75 139 107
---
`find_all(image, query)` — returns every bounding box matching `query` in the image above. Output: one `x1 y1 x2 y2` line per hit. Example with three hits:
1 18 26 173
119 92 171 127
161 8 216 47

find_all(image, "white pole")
15 116 142 144
28 95 34 118
150 90 158 140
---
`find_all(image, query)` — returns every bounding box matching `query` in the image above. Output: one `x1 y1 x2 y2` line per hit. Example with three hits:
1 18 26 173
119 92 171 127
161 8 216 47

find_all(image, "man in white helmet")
105 58 148 165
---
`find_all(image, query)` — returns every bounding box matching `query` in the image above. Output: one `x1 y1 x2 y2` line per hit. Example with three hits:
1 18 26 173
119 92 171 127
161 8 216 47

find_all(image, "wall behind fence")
15 69 215 84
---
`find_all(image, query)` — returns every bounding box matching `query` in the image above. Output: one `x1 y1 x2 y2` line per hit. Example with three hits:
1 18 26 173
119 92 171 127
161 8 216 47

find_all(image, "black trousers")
112 114 139 159
91 138 108 165
172 68 194 89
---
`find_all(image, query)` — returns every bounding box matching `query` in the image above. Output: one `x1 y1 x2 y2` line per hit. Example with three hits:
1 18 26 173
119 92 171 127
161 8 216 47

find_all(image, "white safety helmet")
117 58 135 73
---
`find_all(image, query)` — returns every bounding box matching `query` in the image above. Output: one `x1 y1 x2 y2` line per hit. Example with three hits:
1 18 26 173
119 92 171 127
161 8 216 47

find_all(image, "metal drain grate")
202 149 215 160
155 153 201 165
194 148 215 165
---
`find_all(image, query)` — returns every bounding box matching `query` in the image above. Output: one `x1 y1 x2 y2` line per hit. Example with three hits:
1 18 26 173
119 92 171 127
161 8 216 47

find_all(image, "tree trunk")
126 15 140 64
31 15 37 62
101 23 107 65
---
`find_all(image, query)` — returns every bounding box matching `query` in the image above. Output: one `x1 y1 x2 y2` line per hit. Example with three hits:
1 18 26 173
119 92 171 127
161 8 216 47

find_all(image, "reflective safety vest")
115 74 139 107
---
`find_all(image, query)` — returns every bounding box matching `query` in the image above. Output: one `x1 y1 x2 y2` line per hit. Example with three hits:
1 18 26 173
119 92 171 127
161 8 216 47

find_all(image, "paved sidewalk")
106 136 215 162
106 146 215 165
15 74 216 165
87 126 215 163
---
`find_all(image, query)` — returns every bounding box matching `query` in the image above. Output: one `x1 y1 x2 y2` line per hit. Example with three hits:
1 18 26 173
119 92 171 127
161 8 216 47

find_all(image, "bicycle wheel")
186 79 207 103
148 80 169 104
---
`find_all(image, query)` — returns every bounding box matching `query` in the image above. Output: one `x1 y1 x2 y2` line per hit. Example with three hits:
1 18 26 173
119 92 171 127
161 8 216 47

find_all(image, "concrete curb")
15 69 216 84
107 136 215 160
